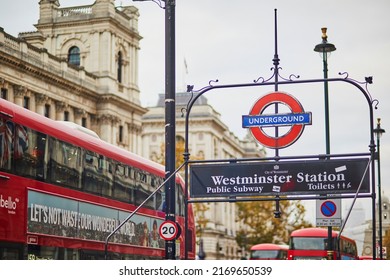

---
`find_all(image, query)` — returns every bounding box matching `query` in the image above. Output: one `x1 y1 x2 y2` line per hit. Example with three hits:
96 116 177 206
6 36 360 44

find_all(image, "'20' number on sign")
159 221 178 241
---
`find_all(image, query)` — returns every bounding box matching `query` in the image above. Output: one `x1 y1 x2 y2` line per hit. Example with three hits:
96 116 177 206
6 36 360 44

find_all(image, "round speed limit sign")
159 220 178 241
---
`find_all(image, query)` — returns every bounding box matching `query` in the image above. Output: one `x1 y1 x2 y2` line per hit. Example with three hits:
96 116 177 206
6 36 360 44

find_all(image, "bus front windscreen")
290 237 330 250
251 250 280 259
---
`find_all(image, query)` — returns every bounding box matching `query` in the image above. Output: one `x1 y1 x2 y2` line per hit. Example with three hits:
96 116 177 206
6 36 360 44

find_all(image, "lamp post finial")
321 27 328 41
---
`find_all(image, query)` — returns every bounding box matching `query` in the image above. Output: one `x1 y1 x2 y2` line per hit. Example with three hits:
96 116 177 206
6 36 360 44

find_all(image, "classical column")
13 85 27 107
55 101 66 120
74 108 86 126
98 114 114 143
112 117 118 144
35 93 47 116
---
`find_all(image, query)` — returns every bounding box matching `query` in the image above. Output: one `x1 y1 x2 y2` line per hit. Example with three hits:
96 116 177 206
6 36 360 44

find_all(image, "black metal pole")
164 0 176 260
371 139 377 260
323 54 334 259
319 36 333 260
314 27 336 259
374 118 385 259
273 9 280 157
377 134 383 259
323 54 331 155
272 9 281 218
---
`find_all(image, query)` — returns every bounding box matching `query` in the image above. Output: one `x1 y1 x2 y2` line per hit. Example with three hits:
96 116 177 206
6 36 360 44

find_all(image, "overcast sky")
1 0 389 226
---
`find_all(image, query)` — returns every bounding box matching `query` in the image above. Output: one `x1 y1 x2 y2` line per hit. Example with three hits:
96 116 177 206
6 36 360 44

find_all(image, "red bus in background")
0 98 195 260
250 243 288 260
287 227 358 260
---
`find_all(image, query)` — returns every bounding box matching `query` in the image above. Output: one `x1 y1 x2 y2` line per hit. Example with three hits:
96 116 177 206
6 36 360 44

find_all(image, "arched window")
117 51 123 83
68 46 80 66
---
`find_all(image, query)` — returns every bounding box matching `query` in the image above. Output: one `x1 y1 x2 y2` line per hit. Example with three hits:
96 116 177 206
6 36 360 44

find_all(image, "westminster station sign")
190 158 370 198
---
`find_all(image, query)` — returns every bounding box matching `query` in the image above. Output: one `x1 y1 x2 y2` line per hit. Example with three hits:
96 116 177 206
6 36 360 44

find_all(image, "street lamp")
314 27 336 260
314 27 336 155
373 118 386 259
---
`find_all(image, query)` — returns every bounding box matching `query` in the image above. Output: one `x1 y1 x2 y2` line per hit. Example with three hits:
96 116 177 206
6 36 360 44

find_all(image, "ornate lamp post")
314 27 336 155
373 118 385 259
314 27 336 260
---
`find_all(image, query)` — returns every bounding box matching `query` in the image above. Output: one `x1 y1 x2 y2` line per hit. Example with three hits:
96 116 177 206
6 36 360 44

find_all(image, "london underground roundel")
242 92 312 149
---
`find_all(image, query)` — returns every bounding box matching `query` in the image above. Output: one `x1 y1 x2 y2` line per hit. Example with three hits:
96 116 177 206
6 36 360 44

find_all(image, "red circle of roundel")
249 92 305 149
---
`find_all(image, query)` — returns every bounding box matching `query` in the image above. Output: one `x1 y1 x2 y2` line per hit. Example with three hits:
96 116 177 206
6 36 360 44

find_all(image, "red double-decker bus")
287 227 358 260
249 243 288 260
0 98 195 260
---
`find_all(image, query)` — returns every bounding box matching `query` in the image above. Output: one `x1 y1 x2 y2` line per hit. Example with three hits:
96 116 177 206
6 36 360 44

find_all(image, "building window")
44 104 50 118
64 111 69 121
117 51 123 83
1 88 7 99
68 46 80 66
82 117 87 128
23 96 30 109
119 125 124 143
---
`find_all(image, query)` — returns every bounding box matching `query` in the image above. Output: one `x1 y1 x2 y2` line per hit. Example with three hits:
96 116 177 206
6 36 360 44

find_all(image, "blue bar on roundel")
242 112 312 128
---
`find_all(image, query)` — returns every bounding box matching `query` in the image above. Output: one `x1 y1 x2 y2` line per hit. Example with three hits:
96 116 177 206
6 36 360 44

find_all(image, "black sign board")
190 158 370 198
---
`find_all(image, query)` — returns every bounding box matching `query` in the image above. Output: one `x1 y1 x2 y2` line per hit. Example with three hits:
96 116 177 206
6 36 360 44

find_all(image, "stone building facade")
0 0 146 153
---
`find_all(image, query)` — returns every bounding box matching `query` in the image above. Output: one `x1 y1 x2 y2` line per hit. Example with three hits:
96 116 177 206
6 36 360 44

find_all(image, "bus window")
83 150 113 197
151 174 164 211
113 162 135 203
14 125 46 180
48 137 81 189
28 245 78 260
0 241 25 260
176 182 185 216
290 236 330 250
0 118 13 171
340 237 358 259
250 243 288 260
134 169 154 209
